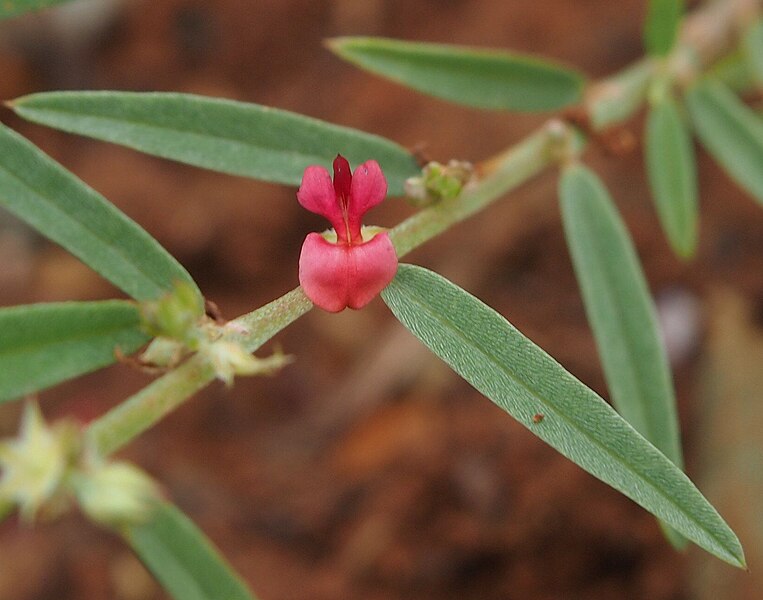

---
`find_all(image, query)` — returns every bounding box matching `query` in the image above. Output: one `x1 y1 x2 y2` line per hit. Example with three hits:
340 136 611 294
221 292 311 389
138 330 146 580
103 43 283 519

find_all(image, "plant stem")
586 60 655 130
389 127 556 257
86 0 760 457
231 287 313 353
87 355 214 456
87 290 312 456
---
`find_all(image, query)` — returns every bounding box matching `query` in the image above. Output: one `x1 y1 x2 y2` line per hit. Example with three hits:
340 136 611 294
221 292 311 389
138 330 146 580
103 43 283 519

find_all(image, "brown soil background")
1 1 762 599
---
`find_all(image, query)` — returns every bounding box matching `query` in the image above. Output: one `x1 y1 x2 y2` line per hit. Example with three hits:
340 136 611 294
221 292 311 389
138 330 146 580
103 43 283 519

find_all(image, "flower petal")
296 166 344 236
348 160 387 241
299 233 351 313
298 232 398 312
346 232 397 309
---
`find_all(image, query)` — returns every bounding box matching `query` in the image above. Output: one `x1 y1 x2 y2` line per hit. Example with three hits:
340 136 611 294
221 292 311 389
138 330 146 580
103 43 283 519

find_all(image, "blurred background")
0 0 762 598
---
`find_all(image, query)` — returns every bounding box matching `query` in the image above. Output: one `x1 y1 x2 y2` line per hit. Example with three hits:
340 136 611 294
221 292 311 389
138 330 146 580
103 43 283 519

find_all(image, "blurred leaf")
706 50 755 93
743 19 763 86
9 91 418 196
0 499 13 523
327 37 584 112
0 301 149 403
382 264 742 566
0 0 75 19
0 123 200 301
645 93 698 257
644 0 684 56
685 79 763 205
559 164 686 548
689 290 763 598
588 61 654 130
123 501 257 600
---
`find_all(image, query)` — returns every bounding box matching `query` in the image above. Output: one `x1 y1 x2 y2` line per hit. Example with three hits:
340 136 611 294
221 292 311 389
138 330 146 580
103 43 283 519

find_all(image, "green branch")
85 0 760 457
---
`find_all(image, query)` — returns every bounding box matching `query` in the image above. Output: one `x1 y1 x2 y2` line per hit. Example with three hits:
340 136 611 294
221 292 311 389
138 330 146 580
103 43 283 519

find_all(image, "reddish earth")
0 1 762 599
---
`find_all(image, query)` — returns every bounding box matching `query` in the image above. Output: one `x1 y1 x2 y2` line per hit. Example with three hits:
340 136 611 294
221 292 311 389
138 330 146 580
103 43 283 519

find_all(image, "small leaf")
706 50 755 93
382 264 744 567
9 91 419 196
327 37 584 112
0 0 76 19
0 123 200 301
685 79 763 205
0 301 149 403
588 61 654 131
644 0 684 56
123 501 257 600
645 93 699 258
743 19 763 86
560 164 686 547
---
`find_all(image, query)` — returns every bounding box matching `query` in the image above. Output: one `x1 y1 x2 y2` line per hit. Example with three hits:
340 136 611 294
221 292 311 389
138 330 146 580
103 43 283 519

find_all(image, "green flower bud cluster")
139 281 292 385
404 160 475 206
0 402 159 527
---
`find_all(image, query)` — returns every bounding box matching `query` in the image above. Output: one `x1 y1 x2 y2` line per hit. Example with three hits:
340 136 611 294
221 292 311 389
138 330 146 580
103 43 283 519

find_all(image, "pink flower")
298 155 398 312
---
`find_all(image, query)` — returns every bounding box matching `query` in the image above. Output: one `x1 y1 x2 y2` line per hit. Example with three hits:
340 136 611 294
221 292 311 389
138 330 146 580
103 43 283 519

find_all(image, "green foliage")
686 79 763 205
559 164 686 548
123 502 257 600
9 91 419 196
382 264 743 567
743 19 763 86
706 50 756 94
0 0 75 19
327 37 584 112
588 61 654 130
0 302 149 403
139 281 205 342
645 93 699 258
0 123 199 301
644 0 684 56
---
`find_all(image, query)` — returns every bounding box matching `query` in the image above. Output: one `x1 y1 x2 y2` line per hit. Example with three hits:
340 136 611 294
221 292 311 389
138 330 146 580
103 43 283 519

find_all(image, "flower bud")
202 341 292 386
0 402 74 521
404 160 474 206
74 461 159 526
139 280 205 343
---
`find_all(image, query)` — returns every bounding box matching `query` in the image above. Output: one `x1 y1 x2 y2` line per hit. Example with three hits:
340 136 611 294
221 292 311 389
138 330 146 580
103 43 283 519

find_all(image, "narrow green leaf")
0 499 13 523
0 301 149 403
644 0 684 56
0 0 75 19
743 19 763 86
588 60 654 131
559 164 686 548
327 37 585 112
0 123 200 301
381 264 744 567
685 79 763 205
645 94 698 258
123 501 257 600
706 50 755 94
9 91 419 196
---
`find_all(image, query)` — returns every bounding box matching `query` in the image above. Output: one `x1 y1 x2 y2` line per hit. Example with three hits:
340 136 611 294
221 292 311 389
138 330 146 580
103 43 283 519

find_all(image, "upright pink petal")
297 166 345 240
348 160 387 242
332 155 352 204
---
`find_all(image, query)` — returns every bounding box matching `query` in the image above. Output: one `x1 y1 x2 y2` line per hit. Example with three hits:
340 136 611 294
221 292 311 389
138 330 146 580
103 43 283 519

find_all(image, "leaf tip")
733 544 748 570
323 37 348 55
674 242 697 261
4 94 33 112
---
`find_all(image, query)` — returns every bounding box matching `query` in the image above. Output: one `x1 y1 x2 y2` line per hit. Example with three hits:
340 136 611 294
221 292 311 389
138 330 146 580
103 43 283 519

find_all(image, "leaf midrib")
0 154 171 299
392 278 733 558
17 103 371 165
0 320 146 360
574 217 658 446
